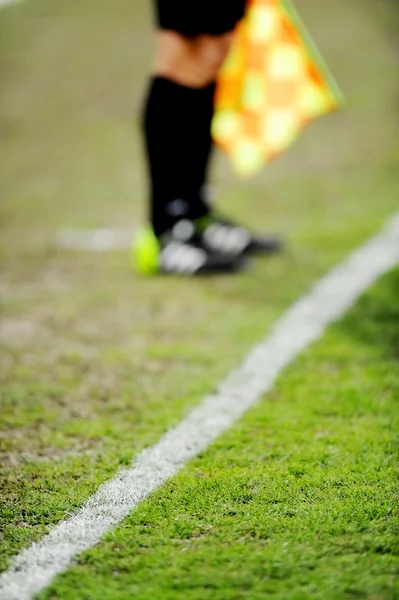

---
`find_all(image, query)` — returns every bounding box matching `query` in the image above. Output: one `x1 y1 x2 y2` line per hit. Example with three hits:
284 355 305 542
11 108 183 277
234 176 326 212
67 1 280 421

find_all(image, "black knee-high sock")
143 77 215 237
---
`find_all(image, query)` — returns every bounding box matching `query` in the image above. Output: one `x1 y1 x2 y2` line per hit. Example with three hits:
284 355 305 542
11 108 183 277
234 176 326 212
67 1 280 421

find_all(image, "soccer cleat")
132 221 246 276
197 213 283 257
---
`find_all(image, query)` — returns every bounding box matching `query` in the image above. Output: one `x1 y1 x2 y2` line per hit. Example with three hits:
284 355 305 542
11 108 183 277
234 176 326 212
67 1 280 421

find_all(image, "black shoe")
197 213 283 257
132 220 247 276
159 220 248 275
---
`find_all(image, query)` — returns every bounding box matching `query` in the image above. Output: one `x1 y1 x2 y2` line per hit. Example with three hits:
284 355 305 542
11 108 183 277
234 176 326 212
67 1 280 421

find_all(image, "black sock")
142 76 215 237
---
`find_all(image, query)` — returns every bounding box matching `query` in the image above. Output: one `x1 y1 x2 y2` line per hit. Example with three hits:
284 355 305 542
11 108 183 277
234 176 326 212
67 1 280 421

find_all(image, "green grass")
0 0 398 596
38 268 399 600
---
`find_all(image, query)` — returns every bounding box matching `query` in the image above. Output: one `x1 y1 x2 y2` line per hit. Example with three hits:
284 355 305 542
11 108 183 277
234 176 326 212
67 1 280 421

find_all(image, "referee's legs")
155 30 233 88
143 31 234 237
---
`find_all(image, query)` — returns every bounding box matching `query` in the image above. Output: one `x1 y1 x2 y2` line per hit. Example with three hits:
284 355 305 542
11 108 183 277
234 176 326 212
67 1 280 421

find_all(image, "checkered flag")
212 0 344 177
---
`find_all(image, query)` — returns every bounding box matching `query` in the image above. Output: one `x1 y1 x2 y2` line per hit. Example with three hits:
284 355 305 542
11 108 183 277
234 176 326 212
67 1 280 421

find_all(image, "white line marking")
0 0 22 8
1 212 399 600
57 229 135 252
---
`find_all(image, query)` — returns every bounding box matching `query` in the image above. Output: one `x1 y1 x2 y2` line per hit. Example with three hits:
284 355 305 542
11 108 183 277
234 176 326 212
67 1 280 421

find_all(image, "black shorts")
154 0 247 36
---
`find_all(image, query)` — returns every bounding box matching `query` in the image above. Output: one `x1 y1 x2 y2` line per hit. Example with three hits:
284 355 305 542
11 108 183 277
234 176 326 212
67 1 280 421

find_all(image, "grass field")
0 0 398 598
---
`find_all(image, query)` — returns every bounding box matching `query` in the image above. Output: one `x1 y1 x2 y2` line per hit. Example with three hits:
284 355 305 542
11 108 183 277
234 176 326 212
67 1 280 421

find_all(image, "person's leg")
155 30 233 88
133 0 249 274
135 0 281 275
143 31 232 238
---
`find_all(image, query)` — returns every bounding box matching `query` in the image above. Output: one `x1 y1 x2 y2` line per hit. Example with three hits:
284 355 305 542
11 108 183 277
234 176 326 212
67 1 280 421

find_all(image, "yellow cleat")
131 226 160 275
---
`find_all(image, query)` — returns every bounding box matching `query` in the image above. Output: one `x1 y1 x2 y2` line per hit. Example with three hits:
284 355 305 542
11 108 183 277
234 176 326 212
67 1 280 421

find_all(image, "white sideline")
1 212 399 600
0 0 21 7
57 228 135 252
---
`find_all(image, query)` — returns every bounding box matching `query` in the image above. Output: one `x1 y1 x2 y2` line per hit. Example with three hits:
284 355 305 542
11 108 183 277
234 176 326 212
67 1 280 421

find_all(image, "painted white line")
0 0 22 8
1 212 399 600
57 229 135 252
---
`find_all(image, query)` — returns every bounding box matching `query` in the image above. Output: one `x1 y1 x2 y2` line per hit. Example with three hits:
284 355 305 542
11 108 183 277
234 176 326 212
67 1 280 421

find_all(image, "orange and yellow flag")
212 0 344 178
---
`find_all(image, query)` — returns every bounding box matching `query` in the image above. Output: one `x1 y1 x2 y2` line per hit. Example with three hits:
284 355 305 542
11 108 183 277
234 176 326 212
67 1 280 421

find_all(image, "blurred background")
1 0 398 248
